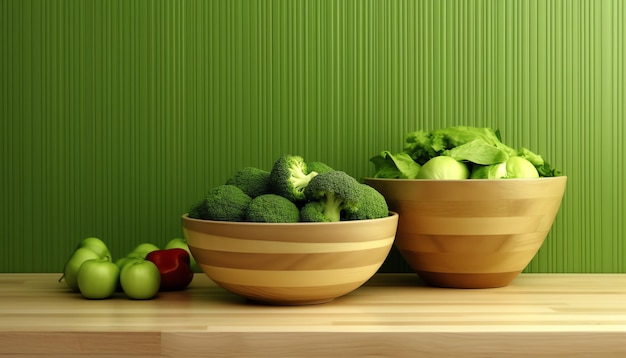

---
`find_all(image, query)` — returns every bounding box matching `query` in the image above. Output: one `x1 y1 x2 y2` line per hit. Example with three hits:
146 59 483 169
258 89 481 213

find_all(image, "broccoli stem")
289 171 318 195
321 192 343 222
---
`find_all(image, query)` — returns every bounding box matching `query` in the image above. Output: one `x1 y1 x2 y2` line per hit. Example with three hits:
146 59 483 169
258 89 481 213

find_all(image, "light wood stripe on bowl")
183 214 398 243
201 264 383 287
400 250 542 273
183 232 395 254
191 246 392 270
395 232 547 253
406 216 549 235
371 177 566 201
396 197 563 217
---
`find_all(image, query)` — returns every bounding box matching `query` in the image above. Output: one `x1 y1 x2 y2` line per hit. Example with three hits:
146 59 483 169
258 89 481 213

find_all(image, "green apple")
78 237 112 259
114 256 145 292
63 247 102 292
61 237 112 291
77 258 120 299
127 243 160 259
120 259 161 300
115 256 144 270
164 238 201 273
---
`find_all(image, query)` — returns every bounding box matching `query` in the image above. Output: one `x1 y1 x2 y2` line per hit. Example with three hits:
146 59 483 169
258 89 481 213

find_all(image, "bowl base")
248 298 335 306
416 270 521 289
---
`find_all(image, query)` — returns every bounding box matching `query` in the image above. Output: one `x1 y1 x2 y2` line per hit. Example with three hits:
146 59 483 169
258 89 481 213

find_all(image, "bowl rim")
181 211 399 227
364 176 567 183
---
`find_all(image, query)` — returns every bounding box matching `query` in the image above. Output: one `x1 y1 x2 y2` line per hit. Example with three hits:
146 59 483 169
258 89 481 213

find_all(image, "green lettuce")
371 126 561 179
369 151 421 179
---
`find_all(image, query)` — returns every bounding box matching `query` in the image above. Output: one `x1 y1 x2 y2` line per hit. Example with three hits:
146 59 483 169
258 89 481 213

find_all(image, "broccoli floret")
245 194 300 223
306 161 334 175
269 155 318 202
343 184 389 220
300 201 333 222
303 171 362 222
188 199 209 219
189 184 251 221
225 167 271 198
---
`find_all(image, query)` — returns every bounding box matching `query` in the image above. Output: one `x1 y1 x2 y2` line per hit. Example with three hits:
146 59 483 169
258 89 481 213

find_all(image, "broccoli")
303 171 362 222
300 201 333 222
225 167 271 198
343 184 389 220
188 184 251 221
245 194 300 223
188 199 209 219
269 155 318 202
306 161 334 175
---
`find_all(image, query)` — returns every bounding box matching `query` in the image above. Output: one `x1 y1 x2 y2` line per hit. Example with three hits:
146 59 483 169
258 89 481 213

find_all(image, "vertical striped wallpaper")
1 0 624 273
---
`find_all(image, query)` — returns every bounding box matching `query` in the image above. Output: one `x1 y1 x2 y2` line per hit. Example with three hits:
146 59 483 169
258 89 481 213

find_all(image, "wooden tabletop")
1 273 626 357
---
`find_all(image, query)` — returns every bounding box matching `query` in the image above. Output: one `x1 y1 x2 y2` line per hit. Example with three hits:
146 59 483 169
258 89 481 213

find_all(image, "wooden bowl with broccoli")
182 155 398 305
365 126 567 289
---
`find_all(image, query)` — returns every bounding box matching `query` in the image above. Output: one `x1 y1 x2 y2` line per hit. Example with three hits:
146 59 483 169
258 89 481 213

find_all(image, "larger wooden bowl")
364 177 567 288
182 213 398 305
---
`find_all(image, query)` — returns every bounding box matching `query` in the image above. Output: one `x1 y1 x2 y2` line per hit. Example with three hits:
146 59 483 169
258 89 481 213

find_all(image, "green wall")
1 0 624 273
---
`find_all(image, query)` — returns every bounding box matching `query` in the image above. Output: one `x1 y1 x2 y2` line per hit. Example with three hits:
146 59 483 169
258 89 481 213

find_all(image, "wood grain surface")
1 273 626 357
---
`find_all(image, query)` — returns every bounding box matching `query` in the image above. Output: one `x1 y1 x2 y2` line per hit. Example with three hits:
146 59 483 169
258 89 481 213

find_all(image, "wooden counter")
1 273 626 357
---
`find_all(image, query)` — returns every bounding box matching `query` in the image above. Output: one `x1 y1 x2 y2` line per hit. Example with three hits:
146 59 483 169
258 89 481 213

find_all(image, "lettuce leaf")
370 151 421 179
